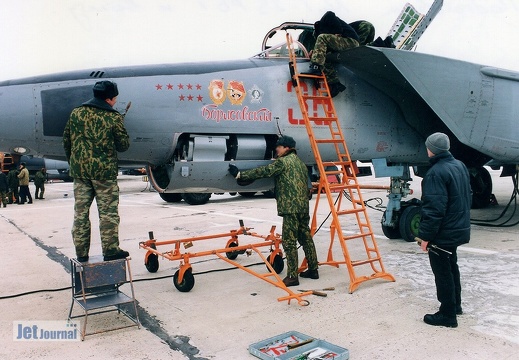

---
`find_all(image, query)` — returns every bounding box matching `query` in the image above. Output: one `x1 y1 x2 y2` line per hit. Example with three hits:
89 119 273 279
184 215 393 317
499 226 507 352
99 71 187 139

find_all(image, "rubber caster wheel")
145 253 159 273
399 205 421 242
266 254 284 274
173 268 195 292
226 242 239 260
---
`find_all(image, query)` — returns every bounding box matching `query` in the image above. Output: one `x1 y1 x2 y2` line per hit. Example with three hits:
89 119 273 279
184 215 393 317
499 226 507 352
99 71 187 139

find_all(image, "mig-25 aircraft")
1 0 518 241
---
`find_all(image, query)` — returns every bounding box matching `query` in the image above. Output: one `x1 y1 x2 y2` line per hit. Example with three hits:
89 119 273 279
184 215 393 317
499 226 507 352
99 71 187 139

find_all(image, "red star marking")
187 84 193 90
197 95 203 102
167 83 173 90
187 95 194 101
177 83 184 90
196 84 202 90
155 84 162 90
179 94 185 101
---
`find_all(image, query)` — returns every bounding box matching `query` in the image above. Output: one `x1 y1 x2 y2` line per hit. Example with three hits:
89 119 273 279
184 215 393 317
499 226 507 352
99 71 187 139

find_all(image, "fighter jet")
1 0 518 240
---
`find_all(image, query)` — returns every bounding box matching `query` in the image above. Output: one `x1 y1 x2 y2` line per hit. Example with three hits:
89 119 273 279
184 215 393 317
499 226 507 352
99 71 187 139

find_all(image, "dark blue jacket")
418 152 471 247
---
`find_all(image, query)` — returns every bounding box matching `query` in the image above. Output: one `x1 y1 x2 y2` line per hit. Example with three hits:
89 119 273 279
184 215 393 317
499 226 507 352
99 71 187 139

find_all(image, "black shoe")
329 82 346 98
282 276 299 287
423 312 458 328
301 62 322 76
28 201 33 204
456 306 463 315
77 256 89 262
103 249 130 261
299 269 319 279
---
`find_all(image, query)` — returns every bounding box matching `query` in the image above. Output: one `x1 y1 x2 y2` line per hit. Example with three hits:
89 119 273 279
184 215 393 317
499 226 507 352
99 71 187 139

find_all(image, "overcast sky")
0 0 518 81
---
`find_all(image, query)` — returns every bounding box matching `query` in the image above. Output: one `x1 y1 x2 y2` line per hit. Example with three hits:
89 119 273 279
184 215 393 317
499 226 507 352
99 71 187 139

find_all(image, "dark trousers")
19 185 32 204
428 246 461 317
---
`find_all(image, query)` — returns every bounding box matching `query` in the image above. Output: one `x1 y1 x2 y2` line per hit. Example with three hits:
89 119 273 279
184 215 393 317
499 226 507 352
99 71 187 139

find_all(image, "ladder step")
297 73 325 79
322 161 352 167
342 232 374 241
303 95 331 100
307 116 338 123
337 208 365 216
315 139 343 144
351 257 381 266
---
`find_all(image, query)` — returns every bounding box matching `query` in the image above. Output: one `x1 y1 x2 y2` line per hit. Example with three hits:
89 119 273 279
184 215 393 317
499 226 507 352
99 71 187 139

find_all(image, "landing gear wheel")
470 167 492 209
226 242 239 260
145 253 159 273
266 254 284 274
381 211 401 239
173 268 195 292
399 205 421 242
182 193 211 205
159 193 182 203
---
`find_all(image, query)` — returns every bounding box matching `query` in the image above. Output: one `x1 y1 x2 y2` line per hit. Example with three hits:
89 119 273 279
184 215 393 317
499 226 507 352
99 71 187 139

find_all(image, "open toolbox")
249 331 349 360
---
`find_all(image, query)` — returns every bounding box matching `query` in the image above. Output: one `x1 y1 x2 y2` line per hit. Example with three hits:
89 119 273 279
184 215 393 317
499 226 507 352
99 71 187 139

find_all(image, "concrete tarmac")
0 169 518 359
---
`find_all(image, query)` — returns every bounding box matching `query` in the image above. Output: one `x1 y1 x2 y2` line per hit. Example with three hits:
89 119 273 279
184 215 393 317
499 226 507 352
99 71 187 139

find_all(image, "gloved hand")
228 164 240 179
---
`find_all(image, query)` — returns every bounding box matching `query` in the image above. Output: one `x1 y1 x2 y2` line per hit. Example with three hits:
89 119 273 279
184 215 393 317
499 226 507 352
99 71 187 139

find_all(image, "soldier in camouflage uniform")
228 136 319 287
63 81 130 262
0 170 8 207
304 11 361 97
34 167 46 199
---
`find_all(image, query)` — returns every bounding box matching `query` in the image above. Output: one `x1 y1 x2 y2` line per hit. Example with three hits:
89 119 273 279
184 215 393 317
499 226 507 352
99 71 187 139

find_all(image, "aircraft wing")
330 46 519 164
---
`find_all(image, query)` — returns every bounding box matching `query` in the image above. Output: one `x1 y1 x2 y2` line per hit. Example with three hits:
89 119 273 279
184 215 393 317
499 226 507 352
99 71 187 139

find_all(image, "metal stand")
68 256 140 340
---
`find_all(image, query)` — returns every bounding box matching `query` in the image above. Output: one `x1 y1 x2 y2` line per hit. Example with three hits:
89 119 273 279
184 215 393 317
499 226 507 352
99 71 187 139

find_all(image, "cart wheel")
173 268 195 292
266 254 284 274
145 253 159 273
226 242 239 260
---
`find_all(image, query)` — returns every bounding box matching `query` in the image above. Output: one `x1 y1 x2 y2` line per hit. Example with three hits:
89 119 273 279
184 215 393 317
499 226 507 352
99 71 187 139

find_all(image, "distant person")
7 164 19 204
303 11 360 97
34 167 46 199
228 135 319 287
63 81 130 262
0 170 8 208
416 132 471 328
17 162 32 205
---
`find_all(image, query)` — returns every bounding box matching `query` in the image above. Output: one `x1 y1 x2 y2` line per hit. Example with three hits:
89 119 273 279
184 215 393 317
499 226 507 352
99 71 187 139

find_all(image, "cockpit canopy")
253 22 314 59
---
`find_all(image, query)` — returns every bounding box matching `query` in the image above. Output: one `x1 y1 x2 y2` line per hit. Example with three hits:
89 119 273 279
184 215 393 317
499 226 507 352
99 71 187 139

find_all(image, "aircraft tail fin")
387 0 443 50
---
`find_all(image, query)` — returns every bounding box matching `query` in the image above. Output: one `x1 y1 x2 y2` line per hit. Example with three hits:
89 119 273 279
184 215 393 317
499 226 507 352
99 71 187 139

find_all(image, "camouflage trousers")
0 191 7 206
311 34 359 84
282 213 318 278
72 178 121 257
8 187 19 203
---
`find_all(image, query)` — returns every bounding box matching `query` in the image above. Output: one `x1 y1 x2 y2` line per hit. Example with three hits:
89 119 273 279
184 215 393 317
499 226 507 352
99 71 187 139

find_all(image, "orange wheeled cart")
139 221 312 306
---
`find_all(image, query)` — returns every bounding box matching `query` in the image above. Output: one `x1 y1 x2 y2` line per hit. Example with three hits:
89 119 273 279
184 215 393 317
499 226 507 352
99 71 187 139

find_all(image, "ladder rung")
322 161 352 167
315 139 343 144
351 257 381 266
307 116 338 123
337 208 365 216
303 95 330 100
343 232 373 241
297 73 325 79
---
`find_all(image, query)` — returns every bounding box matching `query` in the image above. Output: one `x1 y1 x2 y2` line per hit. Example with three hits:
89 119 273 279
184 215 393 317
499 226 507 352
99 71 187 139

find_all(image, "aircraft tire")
381 210 401 239
470 167 492 209
399 205 421 242
159 193 182 203
182 193 211 205
173 268 195 292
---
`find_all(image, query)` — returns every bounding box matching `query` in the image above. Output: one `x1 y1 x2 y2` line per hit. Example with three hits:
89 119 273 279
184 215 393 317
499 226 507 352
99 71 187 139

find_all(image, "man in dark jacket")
228 136 319 287
417 132 471 328
7 165 19 203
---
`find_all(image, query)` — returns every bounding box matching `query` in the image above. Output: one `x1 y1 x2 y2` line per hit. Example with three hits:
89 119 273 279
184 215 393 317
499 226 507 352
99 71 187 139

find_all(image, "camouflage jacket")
240 149 309 216
34 171 46 186
63 98 129 180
